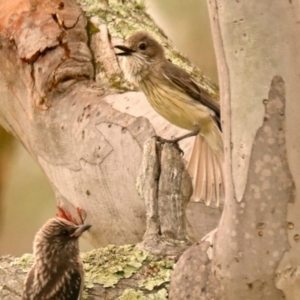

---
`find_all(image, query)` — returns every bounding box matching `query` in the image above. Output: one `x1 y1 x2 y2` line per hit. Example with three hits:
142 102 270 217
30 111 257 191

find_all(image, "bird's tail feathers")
187 132 224 206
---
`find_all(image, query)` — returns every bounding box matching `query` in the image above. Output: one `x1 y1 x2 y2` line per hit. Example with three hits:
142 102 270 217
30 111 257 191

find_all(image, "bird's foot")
153 135 184 156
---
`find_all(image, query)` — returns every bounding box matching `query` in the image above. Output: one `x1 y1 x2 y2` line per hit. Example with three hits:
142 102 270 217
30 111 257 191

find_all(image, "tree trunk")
0 0 221 249
0 137 189 300
169 1 300 299
0 0 223 297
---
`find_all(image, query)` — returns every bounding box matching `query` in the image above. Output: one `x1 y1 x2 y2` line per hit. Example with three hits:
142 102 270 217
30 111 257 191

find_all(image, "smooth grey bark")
170 1 300 299
209 1 300 299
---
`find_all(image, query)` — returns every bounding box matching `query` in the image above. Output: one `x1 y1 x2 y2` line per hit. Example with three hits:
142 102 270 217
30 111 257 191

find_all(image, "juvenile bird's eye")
60 229 69 236
139 42 147 50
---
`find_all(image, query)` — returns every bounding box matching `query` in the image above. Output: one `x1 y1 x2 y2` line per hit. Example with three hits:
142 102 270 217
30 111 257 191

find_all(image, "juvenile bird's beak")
114 45 136 56
72 224 91 238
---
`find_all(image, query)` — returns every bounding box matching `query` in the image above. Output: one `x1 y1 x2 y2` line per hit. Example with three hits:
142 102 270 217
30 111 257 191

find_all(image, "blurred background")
0 0 217 255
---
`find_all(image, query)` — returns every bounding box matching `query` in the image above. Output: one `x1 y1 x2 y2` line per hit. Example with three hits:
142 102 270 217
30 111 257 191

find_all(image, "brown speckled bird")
22 207 91 300
115 31 224 206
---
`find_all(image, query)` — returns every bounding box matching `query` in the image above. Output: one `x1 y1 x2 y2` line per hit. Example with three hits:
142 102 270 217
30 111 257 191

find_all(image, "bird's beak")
72 224 91 238
114 45 136 56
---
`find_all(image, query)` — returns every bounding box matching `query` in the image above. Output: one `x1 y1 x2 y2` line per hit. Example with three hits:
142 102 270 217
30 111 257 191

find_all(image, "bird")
22 206 91 300
115 31 223 206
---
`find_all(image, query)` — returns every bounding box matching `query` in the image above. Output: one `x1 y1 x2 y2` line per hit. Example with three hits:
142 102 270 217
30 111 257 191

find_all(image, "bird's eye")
60 229 69 236
139 42 147 50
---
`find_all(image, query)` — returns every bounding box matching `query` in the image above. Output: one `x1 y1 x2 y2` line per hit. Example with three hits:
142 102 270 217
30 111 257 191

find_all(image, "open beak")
72 224 91 238
114 45 136 56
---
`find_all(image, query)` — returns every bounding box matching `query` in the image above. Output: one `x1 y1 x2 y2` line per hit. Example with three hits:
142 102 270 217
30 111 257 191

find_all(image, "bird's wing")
23 268 83 300
161 61 220 125
64 270 83 300
22 269 34 300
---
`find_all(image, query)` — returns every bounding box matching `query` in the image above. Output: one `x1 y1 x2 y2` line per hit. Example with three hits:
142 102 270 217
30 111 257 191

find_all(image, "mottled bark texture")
0 0 220 251
169 73 296 300
212 76 294 299
169 241 212 300
170 0 300 299
136 138 192 256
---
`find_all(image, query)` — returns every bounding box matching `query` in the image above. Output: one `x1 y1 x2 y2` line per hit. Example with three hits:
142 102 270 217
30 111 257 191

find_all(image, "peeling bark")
0 0 220 249
213 76 294 299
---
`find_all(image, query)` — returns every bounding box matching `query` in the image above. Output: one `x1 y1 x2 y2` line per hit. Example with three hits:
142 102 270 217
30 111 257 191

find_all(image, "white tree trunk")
208 1 300 298
169 1 300 299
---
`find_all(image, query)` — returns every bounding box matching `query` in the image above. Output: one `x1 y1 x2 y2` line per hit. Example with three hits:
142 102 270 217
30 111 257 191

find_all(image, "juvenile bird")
22 207 91 300
115 31 223 206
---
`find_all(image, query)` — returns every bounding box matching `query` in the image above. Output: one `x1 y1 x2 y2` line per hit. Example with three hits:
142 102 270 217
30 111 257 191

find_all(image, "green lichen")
81 244 148 288
128 0 146 11
11 253 33 272
118 288 168 300
4 244 175 299
108 73 134 91
138 259 174 291
80 245 175 298
118 289 145 300
77 0 218 97
77 0 166 40
148 288 168 300
87 20 100 35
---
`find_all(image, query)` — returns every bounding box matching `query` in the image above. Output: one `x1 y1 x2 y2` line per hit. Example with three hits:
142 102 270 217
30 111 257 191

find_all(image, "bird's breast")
140 76 214 132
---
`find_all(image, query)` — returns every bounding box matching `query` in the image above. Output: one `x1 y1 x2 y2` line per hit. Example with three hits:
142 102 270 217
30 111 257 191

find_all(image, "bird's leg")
171 131 199 143
154 131 199 144
153 131 198 156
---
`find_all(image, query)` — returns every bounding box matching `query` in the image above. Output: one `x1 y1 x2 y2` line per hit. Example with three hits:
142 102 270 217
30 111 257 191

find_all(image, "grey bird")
22 208 91 300
115 31 224 206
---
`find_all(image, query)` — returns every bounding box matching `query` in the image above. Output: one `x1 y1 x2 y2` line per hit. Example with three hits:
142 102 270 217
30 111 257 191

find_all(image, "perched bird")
22 206 91 300
115 31 223 206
